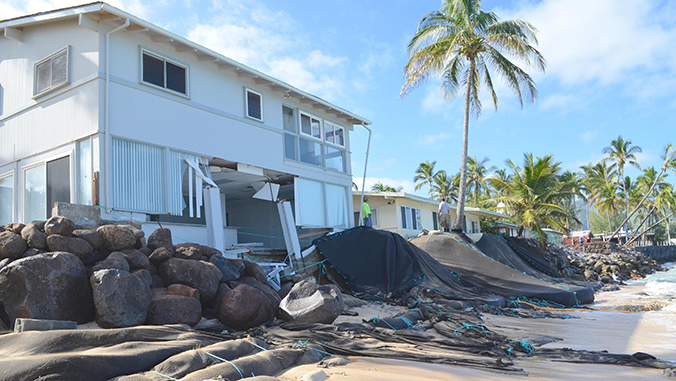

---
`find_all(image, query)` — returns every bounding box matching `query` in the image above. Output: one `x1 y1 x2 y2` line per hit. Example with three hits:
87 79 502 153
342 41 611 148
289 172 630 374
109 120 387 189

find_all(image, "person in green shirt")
362 196 372 227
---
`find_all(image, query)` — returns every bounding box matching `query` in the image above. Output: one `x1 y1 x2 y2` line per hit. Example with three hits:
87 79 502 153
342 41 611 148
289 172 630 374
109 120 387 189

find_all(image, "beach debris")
91 268 152 328
278 280 343 324
0 252 94 327
14 318 77 332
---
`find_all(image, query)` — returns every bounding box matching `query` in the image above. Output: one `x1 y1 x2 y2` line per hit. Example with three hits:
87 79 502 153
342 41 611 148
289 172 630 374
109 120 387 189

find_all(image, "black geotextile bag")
312 227 504 306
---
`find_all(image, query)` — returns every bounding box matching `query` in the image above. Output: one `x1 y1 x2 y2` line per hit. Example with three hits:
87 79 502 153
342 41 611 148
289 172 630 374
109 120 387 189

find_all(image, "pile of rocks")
0 217 343 332
545 241 662 283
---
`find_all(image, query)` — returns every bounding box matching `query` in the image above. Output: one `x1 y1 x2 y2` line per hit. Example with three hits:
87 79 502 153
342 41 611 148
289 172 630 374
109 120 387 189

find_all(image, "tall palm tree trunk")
453 57 475 232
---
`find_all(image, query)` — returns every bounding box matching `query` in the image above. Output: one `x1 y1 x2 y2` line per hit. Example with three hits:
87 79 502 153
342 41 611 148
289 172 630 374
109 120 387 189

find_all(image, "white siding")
0 19 100 167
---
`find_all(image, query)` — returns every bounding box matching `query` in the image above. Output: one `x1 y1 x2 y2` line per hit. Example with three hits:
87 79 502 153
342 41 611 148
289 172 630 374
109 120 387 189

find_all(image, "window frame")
33 46 70 98
283 107 348 173
299 111 323 141
324 120 345 147
0 171 14 225
140 48 190 98
245 88 264 122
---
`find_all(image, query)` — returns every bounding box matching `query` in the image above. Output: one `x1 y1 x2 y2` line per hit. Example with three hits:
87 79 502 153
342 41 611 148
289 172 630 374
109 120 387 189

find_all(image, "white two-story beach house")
0 3 371 254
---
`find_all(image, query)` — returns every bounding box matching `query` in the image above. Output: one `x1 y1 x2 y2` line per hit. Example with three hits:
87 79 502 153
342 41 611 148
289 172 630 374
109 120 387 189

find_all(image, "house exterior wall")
1 10 359 230
0 18 101 167
106 29 353 186
353 193 493 238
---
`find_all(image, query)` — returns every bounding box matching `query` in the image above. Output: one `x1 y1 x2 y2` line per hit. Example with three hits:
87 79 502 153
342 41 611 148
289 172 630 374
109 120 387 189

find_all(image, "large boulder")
147 228 173 253
217 284 274 331
132 269 153 288
229 277 281 309
203 283 232 319
146 288 202 326
90 269 152 328
174 243 208 260
278 281 343 324
90 252 130 273
97 225 136 251
148 247 172 264
21 223 48 250
158 258 221 302
0 252 95 325
210 255 241 282
0 231 27 260
122 249 150 270
44 216 75 237
46 235 94 259
5 223 25 235
241 260 269 284
73 229 104 251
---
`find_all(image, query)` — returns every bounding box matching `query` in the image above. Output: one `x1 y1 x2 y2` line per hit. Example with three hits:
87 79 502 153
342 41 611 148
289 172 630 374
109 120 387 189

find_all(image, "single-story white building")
353 192 510 239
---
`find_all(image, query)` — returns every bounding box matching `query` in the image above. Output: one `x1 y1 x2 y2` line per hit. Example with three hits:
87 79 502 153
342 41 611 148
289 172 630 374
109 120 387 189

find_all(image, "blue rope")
397 316 413 328
453 322 492 337
279 259 328 279
370 317 397 330
205 352 244 379
248 340 269 352
509 340 535 354
151 371 180 381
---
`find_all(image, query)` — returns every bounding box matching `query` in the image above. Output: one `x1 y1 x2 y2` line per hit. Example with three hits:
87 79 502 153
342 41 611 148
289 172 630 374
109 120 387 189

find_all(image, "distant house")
0 3 371 254
353 191 510 239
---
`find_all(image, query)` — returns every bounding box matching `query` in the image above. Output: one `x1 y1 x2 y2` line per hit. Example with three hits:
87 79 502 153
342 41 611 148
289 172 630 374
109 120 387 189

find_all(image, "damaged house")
0 2 371 255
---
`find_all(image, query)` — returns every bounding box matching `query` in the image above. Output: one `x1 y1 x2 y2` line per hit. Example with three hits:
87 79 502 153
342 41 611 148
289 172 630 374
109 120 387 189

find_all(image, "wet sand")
281 279 676 380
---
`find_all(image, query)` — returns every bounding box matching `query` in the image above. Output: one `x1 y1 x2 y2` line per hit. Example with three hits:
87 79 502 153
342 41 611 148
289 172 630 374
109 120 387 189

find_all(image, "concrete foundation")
51 202 101 227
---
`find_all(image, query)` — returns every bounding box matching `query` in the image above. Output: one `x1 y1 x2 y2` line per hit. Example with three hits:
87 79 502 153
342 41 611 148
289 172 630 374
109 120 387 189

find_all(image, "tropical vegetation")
409 137 676 246
401 0 545 232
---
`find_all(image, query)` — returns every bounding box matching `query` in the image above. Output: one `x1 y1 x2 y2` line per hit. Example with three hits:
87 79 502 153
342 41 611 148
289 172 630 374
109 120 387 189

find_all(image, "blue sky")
4 0 676 195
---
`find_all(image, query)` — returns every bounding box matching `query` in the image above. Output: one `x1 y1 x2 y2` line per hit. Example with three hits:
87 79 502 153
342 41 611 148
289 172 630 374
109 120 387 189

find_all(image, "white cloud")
500 0 676 96
184 0 358 103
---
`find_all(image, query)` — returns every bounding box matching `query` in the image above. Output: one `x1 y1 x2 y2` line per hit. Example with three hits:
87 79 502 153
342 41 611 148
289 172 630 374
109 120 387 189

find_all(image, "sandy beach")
280 264 676 380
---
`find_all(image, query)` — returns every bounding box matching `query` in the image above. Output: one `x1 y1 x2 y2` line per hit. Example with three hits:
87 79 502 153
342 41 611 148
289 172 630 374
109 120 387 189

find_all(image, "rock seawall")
634 245 676 263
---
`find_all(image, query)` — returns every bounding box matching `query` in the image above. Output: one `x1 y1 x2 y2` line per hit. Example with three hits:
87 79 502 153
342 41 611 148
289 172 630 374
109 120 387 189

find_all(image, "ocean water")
629 262 676 312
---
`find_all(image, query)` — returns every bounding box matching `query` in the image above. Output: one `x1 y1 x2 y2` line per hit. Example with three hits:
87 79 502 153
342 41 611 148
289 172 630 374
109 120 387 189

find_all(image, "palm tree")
371 182 400 193
490 153 576 246
401 0 545 233
430 171 460 202
466 156 496 207
413 160 437 194
609 143 676 242
580 160 618 234
603 136 642 230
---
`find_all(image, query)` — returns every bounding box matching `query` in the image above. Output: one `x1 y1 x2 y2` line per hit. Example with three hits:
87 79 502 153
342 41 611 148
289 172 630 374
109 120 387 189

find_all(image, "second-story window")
245 88 263 121
141 49 188 96
283 107 347 173
34 46 69 97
